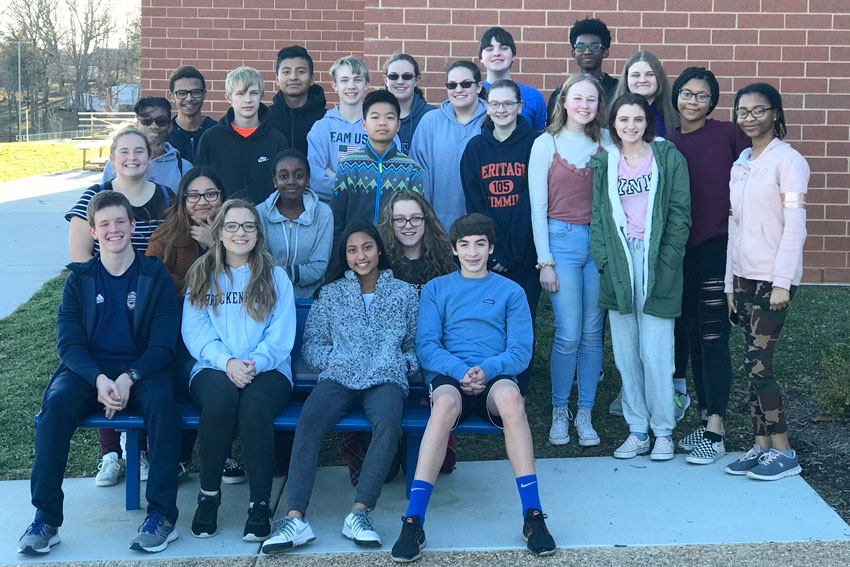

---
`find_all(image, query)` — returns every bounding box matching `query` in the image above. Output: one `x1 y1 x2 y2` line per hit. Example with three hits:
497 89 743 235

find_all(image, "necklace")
623 142 648 161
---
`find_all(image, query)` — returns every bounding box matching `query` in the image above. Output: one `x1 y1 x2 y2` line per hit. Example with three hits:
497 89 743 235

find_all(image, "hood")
258 187 322 226
272 84 327 115
406 94 435 123
438 99 487 126
481 115 536 147
733 136 783 167
218 103 276 137
155 142 181 162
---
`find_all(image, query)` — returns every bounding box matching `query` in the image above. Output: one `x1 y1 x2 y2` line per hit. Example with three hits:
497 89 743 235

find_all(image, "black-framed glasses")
736 107 774 120
574 42 603 53
223 222 258 233
487 101 518 110
679 90 711 103
392 215 425 228
185 190 221 203
386 73 416 81
445 80 476 90
173 88 206 100
138 116 171 127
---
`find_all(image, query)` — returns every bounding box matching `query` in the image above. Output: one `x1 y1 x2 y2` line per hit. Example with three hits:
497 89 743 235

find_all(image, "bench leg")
124 430 141 511
405 432 422 499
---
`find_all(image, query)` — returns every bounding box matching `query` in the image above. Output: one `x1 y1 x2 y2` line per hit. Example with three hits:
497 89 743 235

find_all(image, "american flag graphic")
338 144 361 159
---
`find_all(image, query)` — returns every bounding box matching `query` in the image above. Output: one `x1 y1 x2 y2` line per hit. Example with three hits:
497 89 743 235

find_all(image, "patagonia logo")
257 156 269 163
483 298 495 305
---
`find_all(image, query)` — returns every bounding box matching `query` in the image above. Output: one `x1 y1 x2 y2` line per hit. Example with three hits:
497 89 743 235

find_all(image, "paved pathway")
0 170 100 318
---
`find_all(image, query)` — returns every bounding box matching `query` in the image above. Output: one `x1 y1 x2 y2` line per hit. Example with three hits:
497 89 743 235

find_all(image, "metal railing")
77 112 136 138
14 129 90 142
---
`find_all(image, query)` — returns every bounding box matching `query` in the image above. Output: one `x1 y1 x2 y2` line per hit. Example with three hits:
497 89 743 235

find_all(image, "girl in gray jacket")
262 222 419 554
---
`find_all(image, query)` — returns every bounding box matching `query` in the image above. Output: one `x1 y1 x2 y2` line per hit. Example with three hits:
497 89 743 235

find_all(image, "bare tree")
64 0 114 110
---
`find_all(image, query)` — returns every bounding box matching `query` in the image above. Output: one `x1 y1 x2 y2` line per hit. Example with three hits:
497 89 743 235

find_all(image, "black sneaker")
191 492 221 538
243 501 272 542
522 509 556 556
390 516 426 562
222 457 247 484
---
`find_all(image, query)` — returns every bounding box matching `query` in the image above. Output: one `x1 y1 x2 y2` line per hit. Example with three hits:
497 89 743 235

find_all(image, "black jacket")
195 104 290 204
268 84 327 157
52 251 179 387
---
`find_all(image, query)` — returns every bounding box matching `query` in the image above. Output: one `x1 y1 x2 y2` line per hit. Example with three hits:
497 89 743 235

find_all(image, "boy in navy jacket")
390 214 556 562
18 191 181 556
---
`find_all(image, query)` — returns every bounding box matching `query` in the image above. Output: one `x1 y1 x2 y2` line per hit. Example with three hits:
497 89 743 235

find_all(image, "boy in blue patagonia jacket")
390 213 556 562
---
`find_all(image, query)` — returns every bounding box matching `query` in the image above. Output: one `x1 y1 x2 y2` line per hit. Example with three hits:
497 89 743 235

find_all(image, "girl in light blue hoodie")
257 150 333 299
182 199 296 542
410 60 488 230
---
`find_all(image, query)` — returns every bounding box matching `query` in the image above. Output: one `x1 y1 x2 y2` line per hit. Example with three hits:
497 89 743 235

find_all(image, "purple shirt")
666 119 751 248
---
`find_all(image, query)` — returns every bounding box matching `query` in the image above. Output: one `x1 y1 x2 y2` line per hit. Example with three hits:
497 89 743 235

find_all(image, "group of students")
18 15 810 562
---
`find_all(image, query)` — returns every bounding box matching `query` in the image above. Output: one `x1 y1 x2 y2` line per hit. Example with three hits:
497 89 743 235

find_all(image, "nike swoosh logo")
520 481 536 488
411 488 426 491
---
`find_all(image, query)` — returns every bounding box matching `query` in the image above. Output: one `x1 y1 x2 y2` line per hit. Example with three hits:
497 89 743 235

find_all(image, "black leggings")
190 368 291 502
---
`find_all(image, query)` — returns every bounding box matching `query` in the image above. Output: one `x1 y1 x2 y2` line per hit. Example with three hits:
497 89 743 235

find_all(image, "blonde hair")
225 66 265 97
546 74 606 143
109 126 151 158
330 55 370 84
611 51 679 131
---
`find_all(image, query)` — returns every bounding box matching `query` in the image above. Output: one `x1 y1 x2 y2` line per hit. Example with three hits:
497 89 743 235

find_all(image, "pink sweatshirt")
725 138 810 292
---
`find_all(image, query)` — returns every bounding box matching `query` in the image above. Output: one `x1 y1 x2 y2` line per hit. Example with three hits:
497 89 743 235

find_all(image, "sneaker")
613 434 650 459
746 449 802 481
650 436 675 461
222 457 247 484
608 390 624 416
191 491 221 538
243 501 272 541
548 405 571 446
95 452 124 487
140 451 150 482
522 509 556 556
17 521 59 554
673 392 691 422
725 445 769 475
342 508 381 547
686 436 726 465
391 516 426 562
573 410 600 447
177 461 190 483
129 511 178 552
677 425 705 451
262 515 316 554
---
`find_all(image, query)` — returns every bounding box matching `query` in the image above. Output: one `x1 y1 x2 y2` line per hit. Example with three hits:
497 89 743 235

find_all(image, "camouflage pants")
733 277 796 436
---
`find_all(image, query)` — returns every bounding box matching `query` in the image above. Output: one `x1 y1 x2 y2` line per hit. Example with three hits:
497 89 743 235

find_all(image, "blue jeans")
547 220 605 409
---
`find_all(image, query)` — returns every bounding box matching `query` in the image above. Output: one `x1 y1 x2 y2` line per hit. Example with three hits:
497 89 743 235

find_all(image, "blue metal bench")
36 299 502 510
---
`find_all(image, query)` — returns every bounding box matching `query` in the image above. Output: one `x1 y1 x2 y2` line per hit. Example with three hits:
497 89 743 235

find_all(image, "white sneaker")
140 451 150 482
342 509 381 547
613 434 650 459
261 516 316 554
95 452 124 487
548 405 571 445
651 436 675 461
574 410 600 446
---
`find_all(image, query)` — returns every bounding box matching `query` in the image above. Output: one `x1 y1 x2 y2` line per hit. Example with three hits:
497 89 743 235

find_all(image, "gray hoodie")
256 188 333 299
102 141 192 193
409 100 487 230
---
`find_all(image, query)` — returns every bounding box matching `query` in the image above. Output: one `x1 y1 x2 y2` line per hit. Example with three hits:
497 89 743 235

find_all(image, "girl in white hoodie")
182 199 296 541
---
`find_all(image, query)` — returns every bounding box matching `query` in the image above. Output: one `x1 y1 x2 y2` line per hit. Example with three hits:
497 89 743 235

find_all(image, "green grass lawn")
1 275 848 481
0 140 87 182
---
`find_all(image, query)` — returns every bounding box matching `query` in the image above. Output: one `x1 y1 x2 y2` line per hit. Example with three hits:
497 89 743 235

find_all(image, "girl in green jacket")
589 93 691 461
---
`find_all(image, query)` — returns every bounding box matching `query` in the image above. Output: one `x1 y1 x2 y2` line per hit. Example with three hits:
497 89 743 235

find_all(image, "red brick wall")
142 0 850 283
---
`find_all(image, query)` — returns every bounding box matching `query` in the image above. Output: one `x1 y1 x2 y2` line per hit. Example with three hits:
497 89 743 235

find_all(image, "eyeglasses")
185 190 221 203
735 107 774 119
222 222 258 233
173 88 206 100
574 42 603 53
487 100 518 110
445 80 477 90
138 116 171 127
679 90 711 103
392 215 425 228
386 73 416 81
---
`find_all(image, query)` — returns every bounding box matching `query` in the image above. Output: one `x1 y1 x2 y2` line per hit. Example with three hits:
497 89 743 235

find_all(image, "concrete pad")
0 170 100 318
0 473 285 564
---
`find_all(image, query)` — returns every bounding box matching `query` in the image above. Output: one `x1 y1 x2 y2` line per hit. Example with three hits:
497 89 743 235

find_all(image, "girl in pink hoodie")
724 83 809 481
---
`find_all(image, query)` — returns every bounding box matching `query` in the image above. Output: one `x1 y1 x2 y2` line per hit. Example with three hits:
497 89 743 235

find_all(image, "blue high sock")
516 475 542 516
405 480 434 523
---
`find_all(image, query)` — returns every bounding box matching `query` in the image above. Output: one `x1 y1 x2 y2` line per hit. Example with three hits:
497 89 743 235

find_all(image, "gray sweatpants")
285 379 404 515
609 237 676 437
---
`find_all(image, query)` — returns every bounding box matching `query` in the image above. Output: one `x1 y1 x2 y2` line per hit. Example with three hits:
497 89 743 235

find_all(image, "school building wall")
141 0 850 284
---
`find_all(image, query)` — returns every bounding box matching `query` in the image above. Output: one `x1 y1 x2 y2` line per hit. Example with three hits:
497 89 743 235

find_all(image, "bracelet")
535 261 555 270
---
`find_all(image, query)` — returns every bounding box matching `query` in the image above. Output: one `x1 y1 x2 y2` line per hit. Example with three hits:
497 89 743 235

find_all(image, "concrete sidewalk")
2 455 849 565
0 169 101 318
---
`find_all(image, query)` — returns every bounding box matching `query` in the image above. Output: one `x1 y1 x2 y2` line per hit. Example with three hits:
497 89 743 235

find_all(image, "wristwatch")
126 368 141 383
